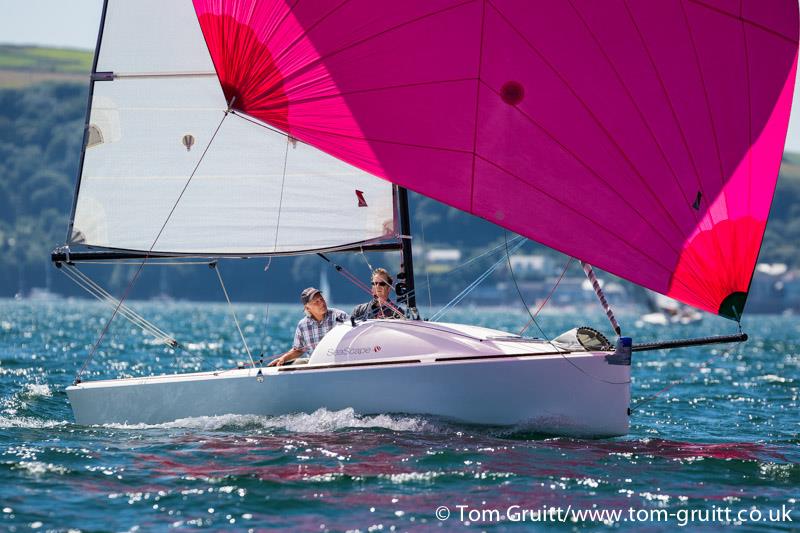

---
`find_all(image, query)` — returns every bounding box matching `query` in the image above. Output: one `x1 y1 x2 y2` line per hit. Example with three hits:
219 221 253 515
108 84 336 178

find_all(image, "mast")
396 186 418 318
65 0 109 245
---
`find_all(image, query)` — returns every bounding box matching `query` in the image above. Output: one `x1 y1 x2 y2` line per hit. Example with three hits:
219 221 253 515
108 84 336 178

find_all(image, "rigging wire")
503 232 628 386
60 264 180 348
400 235 526 304
73 109 231 384
255 133 290 347
62 266 170 340
502 231 553 342
271 138 291 253
262 302 271 359
442 235 525 276
211 262 257 369
358 247 375 273
429 237 527 322
316 254 406 318
418 217 433 313
319 255 373 295
518 256 574 336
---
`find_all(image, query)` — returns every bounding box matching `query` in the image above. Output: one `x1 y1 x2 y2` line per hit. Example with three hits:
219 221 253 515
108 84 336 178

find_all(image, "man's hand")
268 348 303 367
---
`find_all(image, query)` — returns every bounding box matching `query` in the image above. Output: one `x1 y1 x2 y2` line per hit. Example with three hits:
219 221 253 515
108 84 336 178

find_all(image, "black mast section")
396 187 418 318
65 0 109 244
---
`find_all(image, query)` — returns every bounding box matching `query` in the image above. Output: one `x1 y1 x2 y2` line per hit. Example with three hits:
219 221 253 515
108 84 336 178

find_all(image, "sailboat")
52 1 798 437
319 267 331 307
639 293 703 326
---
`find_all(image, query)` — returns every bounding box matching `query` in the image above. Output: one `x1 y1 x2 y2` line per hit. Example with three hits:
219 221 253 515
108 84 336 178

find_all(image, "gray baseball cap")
300 287 322 305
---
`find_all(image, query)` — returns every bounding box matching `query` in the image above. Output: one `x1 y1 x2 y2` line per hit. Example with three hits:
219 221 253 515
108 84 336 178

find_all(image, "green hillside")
0 45 91 88
1 76 799 301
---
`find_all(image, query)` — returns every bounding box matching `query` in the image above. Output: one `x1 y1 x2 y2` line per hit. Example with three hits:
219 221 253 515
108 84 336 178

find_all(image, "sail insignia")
181 134 195 151
68 230 86 245
86 125 103 149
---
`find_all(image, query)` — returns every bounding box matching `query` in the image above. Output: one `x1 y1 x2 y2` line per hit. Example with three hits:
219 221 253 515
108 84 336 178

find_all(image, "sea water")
0 299 797 531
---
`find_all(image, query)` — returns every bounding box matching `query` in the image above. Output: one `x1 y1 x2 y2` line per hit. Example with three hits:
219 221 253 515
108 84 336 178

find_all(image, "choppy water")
0 299 797 531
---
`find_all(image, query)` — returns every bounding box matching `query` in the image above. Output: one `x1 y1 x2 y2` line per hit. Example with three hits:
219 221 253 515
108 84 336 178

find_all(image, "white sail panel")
69 0 397 256
71 78 396 254
97 0 216 74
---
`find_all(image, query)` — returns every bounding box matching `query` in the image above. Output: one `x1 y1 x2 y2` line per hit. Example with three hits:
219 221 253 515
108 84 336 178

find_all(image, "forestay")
191 0 798 319
68 0 397 256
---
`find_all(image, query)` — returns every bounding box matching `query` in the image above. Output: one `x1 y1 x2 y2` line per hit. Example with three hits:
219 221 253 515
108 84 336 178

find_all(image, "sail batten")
105 72 219 78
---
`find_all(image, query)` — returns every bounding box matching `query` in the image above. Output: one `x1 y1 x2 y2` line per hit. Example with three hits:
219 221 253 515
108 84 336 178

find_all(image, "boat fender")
606 337 632 366
256 369 263 383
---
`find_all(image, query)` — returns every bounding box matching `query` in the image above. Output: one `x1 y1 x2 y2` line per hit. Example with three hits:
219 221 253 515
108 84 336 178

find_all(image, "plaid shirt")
292 308 349 355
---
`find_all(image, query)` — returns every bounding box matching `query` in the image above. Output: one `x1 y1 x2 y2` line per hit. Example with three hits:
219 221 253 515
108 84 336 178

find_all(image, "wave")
0 416 69 429
10 460 70 476
19 383 53 398
100 407 438 433
759 374 793 384
542 437 791 463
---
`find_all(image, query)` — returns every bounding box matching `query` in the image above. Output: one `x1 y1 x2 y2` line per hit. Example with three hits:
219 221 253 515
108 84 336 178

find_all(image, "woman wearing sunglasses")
351 268 406 322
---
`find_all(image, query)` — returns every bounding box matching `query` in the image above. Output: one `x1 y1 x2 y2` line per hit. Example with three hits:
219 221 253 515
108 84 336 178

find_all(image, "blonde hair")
372 267 393 285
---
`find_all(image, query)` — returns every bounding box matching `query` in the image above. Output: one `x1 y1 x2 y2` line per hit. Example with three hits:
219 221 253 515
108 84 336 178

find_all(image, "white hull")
67 321 631 437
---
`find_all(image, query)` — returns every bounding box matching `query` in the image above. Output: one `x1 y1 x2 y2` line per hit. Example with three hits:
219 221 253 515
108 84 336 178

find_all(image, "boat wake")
0 382 64 428
0 416 69 429
19 383 53 398
99 407 439 433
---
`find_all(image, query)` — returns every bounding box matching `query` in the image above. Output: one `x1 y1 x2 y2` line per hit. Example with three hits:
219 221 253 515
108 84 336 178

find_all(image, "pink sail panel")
192 0 798 319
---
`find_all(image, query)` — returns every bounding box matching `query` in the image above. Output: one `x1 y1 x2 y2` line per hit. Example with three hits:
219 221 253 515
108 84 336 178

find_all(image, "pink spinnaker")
193 0 799 319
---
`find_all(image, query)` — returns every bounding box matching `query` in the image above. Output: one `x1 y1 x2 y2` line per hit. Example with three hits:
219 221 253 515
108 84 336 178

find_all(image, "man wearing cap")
268 287 348 367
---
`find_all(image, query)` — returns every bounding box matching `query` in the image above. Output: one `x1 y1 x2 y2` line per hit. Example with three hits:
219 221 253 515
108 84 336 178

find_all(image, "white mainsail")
68 0 397 256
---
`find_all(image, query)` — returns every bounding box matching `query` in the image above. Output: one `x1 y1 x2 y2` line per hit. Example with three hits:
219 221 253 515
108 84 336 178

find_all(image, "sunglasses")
371 281 391 287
